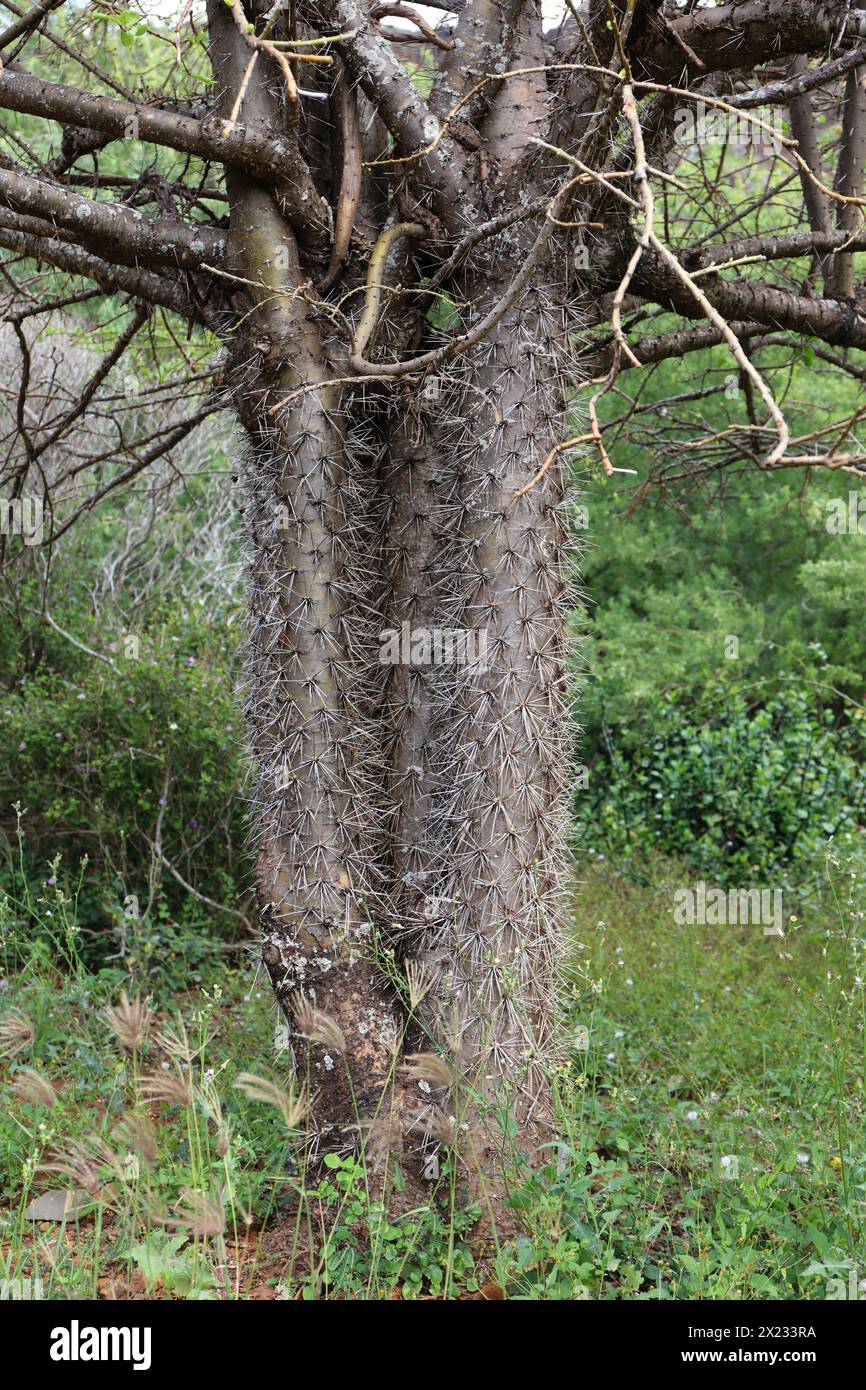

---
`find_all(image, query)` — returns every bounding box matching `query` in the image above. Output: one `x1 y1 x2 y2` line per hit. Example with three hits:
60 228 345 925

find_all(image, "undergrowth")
1 850 864 1300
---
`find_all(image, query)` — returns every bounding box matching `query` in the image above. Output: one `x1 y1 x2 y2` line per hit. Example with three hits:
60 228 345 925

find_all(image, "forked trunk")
208 0 584 1191
237 302 579 1187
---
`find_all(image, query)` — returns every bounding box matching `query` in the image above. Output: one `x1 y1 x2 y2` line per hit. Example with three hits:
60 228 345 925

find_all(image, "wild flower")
156 1187 226 1237
234 1072 308 1132
138 1069 193 1107
11 1067 56 1109
424 1108 457 1144
157 1017 214 1064
404 959 438 1011
402 1053 454 1089
39 1136 124 1195
114 1112 158 1164
197 1075 233 1156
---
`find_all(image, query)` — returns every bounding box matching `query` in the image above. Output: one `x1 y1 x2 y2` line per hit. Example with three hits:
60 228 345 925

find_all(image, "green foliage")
0 591 250 966
305 1154 481 1299
0 925 484 1301
575 420 866 887
125 1232 219 1299
579 689 866 889
496 857 866 1300
579 465 866 748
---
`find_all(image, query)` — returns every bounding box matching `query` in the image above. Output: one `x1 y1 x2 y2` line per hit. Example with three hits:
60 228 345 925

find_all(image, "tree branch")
0 165 225 271
687 227 866 269
0 0 64 51
786 54 833 288
607 318 768 367
632 1 866 81
0 217 202 320
634 255 866 351
828 64 866 297
316 0 473 233
0 67 327 246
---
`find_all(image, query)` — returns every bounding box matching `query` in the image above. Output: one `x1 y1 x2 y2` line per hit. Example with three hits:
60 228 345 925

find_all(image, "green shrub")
578 688 866 889
0 600 251 962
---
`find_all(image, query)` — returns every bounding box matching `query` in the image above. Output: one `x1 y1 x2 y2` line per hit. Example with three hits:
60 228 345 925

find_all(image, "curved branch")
371 3 454 50
317 0 472 233
349 219 425 365
316 61 361 293
347 179 573 378
632 1 866 81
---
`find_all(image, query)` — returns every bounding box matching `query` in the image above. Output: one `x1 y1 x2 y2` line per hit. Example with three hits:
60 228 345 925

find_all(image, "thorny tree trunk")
207 0 584 1187
383 291 577 1131
184 68 865 1193
210 2 405 1153
240 278 580 1176
203 0 844 1205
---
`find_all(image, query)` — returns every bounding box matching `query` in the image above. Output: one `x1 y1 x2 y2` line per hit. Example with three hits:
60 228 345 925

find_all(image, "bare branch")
0 68 327 245
0 165 225 272
0 219 202 320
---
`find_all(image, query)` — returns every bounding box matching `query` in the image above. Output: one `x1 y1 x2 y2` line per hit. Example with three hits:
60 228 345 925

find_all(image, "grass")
529 855 866 1298
1 852 864 1300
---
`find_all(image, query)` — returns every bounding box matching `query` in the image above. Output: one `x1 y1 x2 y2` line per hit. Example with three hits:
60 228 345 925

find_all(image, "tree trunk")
380 290 577 1147
208 0 581 1191
238 309 577 1180
5 0 866 1216
210 0 407 1162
